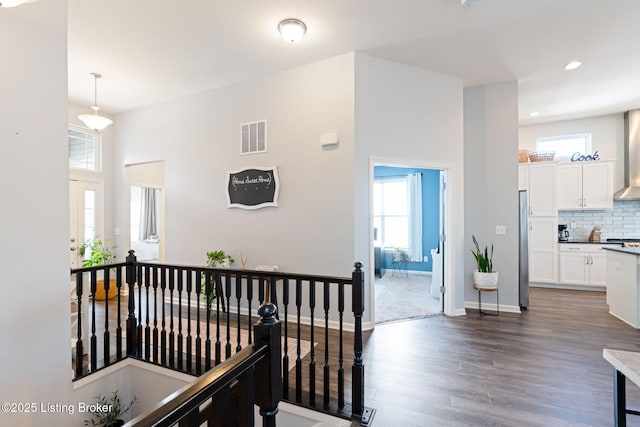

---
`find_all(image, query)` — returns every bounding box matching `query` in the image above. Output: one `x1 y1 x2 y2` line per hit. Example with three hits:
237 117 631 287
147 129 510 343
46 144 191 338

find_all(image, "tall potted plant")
84 390 136 427
201 250 235 310
471 235 498 286
79 237 118 300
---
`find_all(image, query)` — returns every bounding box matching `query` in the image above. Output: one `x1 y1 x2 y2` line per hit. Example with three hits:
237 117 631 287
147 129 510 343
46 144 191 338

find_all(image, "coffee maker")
558 224 570 242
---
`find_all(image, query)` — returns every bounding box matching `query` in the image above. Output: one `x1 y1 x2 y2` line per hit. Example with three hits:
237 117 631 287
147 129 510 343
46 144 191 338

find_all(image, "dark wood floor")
77 287 640 426
363 287 640 426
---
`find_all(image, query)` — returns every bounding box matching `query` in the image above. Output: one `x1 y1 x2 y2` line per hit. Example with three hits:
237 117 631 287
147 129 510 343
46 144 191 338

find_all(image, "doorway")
372 163 448 324
69 179 103 267
125 161 165 262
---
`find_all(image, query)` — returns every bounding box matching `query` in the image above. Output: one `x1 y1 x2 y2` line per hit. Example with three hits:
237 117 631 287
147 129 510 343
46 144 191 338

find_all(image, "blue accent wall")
374 166 441 272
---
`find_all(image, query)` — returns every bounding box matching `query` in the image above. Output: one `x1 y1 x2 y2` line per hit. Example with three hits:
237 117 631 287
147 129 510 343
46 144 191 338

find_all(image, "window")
69 125 100 171
535 133 591 159
373 178 409 248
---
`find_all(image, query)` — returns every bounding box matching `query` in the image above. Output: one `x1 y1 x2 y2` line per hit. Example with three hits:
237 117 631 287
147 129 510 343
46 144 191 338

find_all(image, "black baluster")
323 280 330 408
152 266 159 363
259 276 265 304
90 270 97 371
295 278 302 402
161 267 167 366
205 271 212 371
177 268 184 371
137 263 143 356
282 278 290 399
225 272 232 359
144 265 151 361
169 267 175 368
352 262 365 420
309 279 316 404
116 267 122 360
235 272 242 353
186 269 193 372
247 273 253 345
126 250 138 357
103 267 111 366
195 270 202 375
74 272 84 377
215 272 221 365
338 281 345 411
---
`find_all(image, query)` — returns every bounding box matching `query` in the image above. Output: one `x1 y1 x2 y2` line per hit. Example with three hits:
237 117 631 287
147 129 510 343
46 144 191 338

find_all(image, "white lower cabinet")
529 218 558 283
559 244 609 287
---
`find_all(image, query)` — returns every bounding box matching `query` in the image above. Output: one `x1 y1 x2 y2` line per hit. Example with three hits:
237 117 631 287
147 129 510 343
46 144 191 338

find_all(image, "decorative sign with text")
226 166 279 210
570 150 600 162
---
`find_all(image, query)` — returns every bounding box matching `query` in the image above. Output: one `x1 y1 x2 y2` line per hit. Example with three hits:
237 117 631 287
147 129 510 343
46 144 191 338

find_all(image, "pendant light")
0 0 38 7
78 72 113 132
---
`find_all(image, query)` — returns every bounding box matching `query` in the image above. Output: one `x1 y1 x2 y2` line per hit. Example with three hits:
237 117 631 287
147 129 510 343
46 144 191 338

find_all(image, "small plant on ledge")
83 390 136 427
79 237 118 300
201 250 235 310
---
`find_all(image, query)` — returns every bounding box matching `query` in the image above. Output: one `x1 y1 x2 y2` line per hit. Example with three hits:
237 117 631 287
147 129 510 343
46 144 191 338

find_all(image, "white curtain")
139 188 158 240
407 173 422 262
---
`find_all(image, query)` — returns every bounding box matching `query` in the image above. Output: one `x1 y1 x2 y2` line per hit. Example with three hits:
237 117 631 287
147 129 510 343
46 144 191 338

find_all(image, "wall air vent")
241 120 267 155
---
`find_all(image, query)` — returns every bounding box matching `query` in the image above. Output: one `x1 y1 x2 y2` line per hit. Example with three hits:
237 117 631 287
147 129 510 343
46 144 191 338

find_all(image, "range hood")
614 110 640 200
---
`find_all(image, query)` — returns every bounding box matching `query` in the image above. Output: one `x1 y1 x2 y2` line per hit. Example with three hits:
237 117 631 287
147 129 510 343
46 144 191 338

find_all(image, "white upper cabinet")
527 162 556 217
556 161 613 210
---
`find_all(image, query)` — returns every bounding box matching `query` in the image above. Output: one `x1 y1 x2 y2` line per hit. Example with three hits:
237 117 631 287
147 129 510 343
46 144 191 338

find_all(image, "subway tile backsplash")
559 200 640 240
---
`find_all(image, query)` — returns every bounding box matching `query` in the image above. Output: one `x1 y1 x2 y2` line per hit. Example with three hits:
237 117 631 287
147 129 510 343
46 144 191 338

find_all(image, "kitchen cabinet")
520 162 558 284
556 161 613 210
519 162 557 217
559 244 609 287
529 217 558 284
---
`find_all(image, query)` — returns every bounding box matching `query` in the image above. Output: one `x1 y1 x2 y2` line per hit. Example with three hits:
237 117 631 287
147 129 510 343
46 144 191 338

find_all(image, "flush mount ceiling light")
278 18 307 44
78 72 113 132
565 61 582 71
529 112 541 117
461 0 477 7
0 0 37 7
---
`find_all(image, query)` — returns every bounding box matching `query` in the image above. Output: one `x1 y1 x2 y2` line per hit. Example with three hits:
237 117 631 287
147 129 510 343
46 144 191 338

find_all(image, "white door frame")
368 157 456 321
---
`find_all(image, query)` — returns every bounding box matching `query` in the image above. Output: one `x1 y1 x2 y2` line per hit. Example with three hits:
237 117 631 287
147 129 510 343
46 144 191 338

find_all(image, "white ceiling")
67 0 640 125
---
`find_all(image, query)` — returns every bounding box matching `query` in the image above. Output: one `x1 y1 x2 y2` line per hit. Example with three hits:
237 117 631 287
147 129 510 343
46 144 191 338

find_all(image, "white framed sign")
226 166 279 210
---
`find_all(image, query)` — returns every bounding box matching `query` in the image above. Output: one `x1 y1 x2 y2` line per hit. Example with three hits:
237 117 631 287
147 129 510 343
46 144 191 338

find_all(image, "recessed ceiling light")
564 61 582 71
529 112 540 117
278 18 307 44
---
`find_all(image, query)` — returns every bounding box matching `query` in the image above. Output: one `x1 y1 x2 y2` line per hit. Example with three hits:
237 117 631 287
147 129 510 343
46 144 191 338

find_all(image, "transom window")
535 133 592 159
69 125 100 171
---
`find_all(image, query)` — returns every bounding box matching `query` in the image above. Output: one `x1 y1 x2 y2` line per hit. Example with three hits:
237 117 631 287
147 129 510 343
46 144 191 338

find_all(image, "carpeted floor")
374 272 441 324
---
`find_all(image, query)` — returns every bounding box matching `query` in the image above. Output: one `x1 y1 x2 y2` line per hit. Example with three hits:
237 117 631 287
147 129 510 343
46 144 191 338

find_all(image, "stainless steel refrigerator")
519 190 529 308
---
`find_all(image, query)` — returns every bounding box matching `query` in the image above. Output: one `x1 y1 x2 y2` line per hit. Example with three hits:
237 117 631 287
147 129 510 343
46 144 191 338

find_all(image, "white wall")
353 54 466 318
464 82 520 311
0 1 73 425
113 53 355 277
519 114 624 189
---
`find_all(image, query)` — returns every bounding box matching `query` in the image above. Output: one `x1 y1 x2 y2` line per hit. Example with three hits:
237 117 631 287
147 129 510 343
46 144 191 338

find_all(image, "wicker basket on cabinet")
518 149 529 163
528 151 555 162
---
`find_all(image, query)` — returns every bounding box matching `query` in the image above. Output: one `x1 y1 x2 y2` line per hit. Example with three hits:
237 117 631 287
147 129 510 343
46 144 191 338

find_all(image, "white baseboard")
464 301 522 314
530 283 605 292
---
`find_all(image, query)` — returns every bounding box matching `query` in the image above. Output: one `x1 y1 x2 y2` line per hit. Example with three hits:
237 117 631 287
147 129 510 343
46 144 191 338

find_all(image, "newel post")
352 261 365 420
254 302 282 427
126 250 138 356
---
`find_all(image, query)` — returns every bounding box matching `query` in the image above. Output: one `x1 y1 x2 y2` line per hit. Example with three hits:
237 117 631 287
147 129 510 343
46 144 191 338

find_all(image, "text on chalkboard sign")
226 167 279 209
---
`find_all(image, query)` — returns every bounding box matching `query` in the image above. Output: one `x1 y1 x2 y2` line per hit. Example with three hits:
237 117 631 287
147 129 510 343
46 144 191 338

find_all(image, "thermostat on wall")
320 133 339 147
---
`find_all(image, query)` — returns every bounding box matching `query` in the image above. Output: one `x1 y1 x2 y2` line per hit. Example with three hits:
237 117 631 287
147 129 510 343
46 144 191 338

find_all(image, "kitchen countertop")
558 240 624 245
604 246 640 256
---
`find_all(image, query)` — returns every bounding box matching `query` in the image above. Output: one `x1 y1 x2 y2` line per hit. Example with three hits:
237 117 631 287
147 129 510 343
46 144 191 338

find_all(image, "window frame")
373 177 409 249
68 124 102 173
535 133 592 160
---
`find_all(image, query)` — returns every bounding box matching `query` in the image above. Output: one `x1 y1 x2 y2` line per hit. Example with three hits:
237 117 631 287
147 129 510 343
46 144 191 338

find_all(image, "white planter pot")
474 270 499 287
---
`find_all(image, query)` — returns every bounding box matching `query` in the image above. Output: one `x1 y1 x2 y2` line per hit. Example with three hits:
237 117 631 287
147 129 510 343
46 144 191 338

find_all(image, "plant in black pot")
79 237 118 300
83 390 136 427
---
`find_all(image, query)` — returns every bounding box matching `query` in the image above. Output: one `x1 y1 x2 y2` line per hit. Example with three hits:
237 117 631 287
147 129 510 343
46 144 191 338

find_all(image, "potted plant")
201 250 235 310
471 235 498 286
84 390 136 427
391 247 411 277
79 237 118 300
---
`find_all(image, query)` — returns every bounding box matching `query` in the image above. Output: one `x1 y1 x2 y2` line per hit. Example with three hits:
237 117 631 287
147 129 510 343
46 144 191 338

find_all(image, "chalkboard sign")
226 166 279 210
